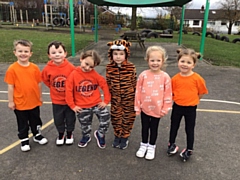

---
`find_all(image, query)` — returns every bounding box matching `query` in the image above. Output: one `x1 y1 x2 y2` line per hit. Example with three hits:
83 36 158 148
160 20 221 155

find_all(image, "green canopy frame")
69 0 210 59
87 0 191 7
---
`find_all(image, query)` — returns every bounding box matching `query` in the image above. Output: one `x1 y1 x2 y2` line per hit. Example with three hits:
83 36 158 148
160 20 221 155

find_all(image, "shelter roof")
87 0 192 7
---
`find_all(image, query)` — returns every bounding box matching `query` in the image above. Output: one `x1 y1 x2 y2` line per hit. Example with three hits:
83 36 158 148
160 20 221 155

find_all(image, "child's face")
148 51 164 73
13 44 32 64
178 55 195 76
48 45 67 65
112 50 126 65
80 56 94 72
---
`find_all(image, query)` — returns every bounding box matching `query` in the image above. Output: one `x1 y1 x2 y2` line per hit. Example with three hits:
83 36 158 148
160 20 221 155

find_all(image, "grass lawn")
0 27 239 67
147 31 240 67
0 28 94 63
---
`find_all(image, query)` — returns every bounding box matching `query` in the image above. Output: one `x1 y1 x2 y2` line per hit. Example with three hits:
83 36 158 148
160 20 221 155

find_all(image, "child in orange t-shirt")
167 48 208 162
41 41 76 146
4 39 48 152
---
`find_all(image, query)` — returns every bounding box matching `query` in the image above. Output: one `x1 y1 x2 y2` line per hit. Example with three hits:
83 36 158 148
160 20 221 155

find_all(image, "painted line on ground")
0 119 54 155
0 100 52 104
0 91 50 95
197 109 240 114
200 99 240 105
0 98 239 155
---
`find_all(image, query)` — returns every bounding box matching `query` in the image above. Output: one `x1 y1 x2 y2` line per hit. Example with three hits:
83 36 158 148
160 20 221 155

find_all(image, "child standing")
135 46 172 160
41 41 76 145
4 39 48 152
167 48 208 162
106 39 137 149
65 50 111 149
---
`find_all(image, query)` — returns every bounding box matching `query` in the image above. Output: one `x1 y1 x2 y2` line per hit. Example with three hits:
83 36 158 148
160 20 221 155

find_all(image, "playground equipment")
43 0 85 29
0 2 15 24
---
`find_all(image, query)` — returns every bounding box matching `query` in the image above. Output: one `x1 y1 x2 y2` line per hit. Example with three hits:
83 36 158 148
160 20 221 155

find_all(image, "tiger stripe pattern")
106 39 136 139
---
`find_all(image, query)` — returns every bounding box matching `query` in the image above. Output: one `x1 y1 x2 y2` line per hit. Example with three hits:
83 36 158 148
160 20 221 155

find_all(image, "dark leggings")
169 103 197 150
141 111 160 145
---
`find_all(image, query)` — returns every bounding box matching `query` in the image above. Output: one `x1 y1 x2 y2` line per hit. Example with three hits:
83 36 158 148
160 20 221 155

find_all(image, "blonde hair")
177 48 201 64
13 39 33 51
145 46 168 63
80 50 102 66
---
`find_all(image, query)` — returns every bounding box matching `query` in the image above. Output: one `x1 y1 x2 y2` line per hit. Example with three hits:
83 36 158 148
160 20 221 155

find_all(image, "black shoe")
180 149 192 162
112 136 121 148
119 138 129 150
167 143 179 156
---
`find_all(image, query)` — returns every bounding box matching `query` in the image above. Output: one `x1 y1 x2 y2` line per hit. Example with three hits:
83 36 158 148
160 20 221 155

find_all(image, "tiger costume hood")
107 39 131 63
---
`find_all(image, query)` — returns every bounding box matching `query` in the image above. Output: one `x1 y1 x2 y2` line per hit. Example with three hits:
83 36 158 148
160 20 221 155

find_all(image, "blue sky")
110 0 220 18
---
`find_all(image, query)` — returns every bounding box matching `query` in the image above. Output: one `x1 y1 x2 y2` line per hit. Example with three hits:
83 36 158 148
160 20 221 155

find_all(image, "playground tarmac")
0 35 240 180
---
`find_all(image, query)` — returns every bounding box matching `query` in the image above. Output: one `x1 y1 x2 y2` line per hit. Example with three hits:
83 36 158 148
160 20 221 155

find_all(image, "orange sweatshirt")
172 72 208 106
4 62 42 110
135 70 172 118
41 59 75 105
65 67 111 109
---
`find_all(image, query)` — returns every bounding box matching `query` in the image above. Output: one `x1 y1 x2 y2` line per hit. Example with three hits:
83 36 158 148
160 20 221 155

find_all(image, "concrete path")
0 39 240 180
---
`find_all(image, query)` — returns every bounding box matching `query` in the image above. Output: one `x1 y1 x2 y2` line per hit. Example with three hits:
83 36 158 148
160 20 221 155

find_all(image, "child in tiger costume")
106 39 137 150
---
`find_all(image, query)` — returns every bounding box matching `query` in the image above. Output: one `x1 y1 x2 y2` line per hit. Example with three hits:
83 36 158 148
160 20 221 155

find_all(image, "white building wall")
207 21 239 34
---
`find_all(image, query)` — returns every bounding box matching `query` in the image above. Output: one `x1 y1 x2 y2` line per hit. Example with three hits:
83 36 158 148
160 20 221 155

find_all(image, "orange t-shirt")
172 72 208 106
4 62 42 110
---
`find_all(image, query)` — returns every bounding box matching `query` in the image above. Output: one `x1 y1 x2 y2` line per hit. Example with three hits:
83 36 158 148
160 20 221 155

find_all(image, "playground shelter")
68 0 210 58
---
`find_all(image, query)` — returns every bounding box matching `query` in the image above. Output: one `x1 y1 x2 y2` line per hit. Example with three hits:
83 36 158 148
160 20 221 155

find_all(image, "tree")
218 0 240 34
131 7 137 30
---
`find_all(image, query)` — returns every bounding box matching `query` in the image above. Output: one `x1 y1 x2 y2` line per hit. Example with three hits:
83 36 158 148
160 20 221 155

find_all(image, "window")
184 20 189 26
208 21 215 25
234 21 240 26
193 20 200 26
221 21 227 25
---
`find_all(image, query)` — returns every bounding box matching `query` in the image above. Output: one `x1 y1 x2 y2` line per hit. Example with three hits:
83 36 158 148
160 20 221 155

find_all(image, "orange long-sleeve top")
4 62 42 110
65 67 111 109
134 70 172 118
41 59 75 105
172 72 208 106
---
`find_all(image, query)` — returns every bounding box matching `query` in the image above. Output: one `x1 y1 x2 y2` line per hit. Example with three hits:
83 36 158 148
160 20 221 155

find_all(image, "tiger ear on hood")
107 42 113 46
126 41 131 47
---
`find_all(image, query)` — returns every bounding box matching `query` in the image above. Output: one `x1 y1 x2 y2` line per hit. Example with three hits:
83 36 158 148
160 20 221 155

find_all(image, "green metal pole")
94 4 98 42
69 0 75 56
178 5 185 46
200 0 210 60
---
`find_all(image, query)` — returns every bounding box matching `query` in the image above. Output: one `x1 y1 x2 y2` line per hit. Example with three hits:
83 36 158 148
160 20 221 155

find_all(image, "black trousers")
169 103 197 150
52 104 76 133
14 106 42 140
141 111 160 145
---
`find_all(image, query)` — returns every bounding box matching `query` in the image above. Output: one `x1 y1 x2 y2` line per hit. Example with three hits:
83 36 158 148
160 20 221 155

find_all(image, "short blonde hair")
145 46 168 63
13 39 33 51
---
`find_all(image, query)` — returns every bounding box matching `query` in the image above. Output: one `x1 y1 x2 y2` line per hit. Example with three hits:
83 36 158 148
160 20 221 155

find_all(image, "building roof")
184 9 223 20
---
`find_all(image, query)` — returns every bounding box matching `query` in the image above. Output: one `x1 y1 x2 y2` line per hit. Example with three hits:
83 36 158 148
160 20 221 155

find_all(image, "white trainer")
145 144 156 160
33 134 48 145
56 136 65 145
65 135 74 145
136 142 148 158
21 145 30 152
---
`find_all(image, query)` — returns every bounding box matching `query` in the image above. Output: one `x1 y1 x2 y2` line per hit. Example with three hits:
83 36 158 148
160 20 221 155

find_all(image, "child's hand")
160 112 165 118
98 102 107 109
72 106 82 113
136 111 140 115
8 102 15 110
